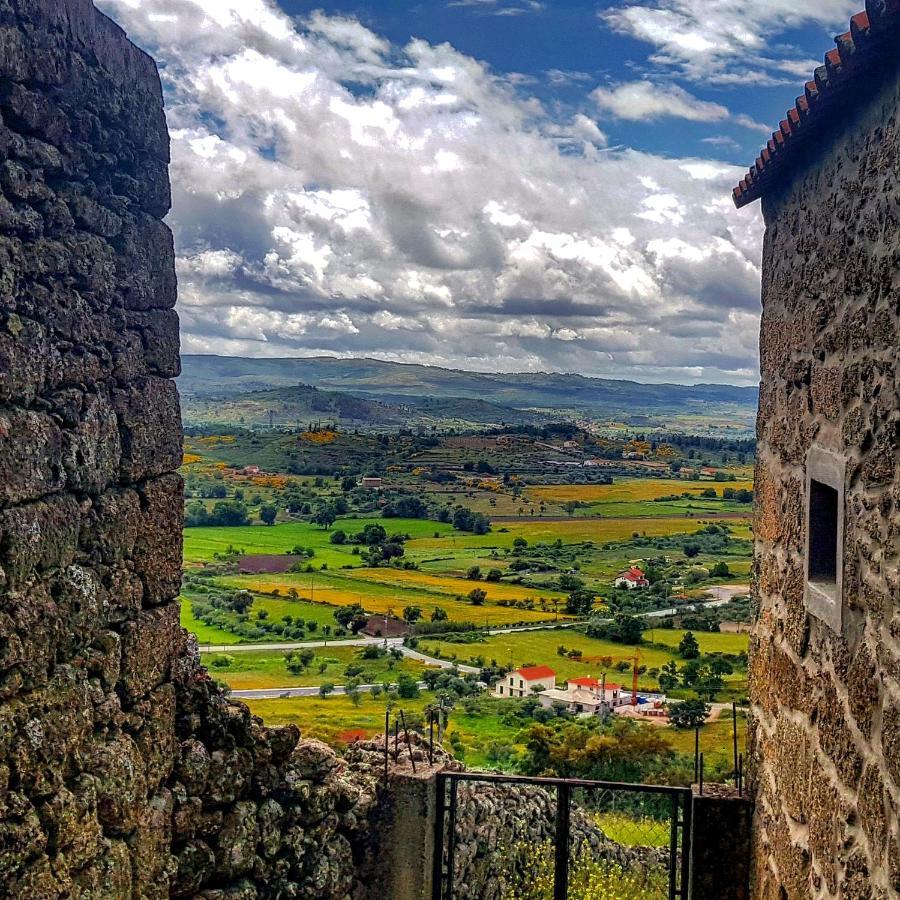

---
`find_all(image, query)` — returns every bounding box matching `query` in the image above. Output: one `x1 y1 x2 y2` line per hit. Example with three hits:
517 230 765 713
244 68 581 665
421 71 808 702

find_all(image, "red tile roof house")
615 566 649 589
538 678 640 716
493 665 556 698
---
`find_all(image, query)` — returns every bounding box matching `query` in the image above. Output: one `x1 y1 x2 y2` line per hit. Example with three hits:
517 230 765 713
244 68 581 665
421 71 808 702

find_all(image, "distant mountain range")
179 355 758 428
180 382 554 429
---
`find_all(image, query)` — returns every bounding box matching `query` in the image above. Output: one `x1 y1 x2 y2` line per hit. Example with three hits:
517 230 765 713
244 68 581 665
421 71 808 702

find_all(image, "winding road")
215 585 748 700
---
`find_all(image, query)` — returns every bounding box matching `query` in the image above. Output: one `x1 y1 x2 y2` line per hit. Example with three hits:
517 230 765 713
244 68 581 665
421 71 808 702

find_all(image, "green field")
418 627 748 694
183 516 455 565
644 629 749 655
203 646 425 690
244 694 431 745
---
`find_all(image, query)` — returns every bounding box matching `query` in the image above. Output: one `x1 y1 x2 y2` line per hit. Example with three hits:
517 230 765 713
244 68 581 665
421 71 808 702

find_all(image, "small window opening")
808 479 838 594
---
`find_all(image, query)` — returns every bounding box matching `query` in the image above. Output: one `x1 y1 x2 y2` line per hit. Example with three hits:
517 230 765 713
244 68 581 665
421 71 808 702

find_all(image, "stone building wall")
0 3 384 897
749 57 900 898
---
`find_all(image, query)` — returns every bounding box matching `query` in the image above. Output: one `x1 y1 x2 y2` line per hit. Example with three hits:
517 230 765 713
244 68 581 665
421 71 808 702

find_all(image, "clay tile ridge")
732 1 900 208
517 665 556 680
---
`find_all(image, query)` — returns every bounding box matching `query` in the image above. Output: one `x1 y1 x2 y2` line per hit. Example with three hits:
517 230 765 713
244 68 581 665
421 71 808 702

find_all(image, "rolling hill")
179 355 758 425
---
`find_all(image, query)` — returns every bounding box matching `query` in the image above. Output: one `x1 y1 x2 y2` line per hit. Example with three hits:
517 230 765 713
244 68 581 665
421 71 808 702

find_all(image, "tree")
208 500 250 526
678 631 700 659
565 589 595 617
259 504 278 526
430 607 448 622
403 605 423 624
466 566 482 580
683 542 701 558
319 682 335 697
313 504 336 530
710 561 730 577
397 674 420 699
228 591 254 614
512 537 528 553
667 698 711 729
587 613 644 644
346 683 362 706
341 475 357 492
658 660 679 692
330 529 347 545
468 588 487 606
486 569 502 582
334 604 368 633
558 573 585 592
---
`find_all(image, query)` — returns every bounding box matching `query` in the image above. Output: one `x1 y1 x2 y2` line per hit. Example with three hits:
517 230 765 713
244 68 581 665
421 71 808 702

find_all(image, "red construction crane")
576 653 641 706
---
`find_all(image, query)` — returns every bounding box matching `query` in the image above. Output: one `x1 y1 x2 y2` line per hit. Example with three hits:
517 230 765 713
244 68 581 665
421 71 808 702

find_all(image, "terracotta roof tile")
733 1 900 208
517 665 555 680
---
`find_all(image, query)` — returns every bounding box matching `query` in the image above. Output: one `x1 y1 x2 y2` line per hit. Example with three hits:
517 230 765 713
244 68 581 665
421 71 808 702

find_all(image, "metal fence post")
446 778 458 900
680 786 693 899
668 792 679 900
554 782 571 900
432 774 446 900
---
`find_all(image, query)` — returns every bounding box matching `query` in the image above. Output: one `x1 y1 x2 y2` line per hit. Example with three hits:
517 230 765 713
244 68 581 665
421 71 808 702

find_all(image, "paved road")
202 585 749 688
401 647 479 674
231 680 429 700
638 585 749 620
198 638 373 654
198 620 579 656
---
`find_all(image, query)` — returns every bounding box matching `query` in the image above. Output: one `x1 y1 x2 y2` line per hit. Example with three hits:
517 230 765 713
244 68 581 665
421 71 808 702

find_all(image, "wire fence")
433 773 692 900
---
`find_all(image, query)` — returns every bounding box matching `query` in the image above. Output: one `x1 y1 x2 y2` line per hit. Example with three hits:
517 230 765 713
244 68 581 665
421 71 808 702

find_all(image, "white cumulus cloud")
97 0 765 383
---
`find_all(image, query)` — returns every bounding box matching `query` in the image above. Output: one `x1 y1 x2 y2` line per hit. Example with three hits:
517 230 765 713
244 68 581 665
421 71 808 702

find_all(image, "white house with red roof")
615 566 649 589
538 676 628 715
494 665 556 698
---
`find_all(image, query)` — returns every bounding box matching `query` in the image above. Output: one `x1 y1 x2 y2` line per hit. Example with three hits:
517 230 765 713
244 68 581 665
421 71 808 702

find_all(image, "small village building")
494 665 556 698
360 476 383 489
538 677 629 716
359 615 409 638
615 566 649 589
240 464 261 476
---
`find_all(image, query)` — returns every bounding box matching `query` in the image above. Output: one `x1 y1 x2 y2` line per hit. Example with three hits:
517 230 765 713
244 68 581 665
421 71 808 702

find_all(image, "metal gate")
432 772 692 900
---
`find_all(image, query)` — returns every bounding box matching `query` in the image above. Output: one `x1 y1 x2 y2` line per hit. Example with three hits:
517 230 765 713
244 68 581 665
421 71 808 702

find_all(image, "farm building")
538 678 627 716
360 476 383 489
615 566 649 589
493 665 556 698
359 615 409 638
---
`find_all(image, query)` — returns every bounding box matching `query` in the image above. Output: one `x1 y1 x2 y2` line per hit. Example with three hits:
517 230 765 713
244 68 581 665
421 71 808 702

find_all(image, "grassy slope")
244 694 431 745
418 628 748 693
183 516 456 564
525 479 753 504
216 572 568 626
203 647 425 690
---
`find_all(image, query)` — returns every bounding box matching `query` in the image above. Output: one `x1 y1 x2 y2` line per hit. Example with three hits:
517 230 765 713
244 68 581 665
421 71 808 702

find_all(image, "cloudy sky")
98 0 856 385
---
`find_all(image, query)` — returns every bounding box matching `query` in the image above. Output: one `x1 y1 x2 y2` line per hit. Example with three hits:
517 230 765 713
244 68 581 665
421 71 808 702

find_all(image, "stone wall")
0 3 384 897
749 57 900 898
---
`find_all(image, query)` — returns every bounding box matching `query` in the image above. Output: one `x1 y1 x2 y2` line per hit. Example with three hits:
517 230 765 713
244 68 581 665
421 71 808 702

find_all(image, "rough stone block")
113 377 182 482
119 603 183 703
134 474 183 606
